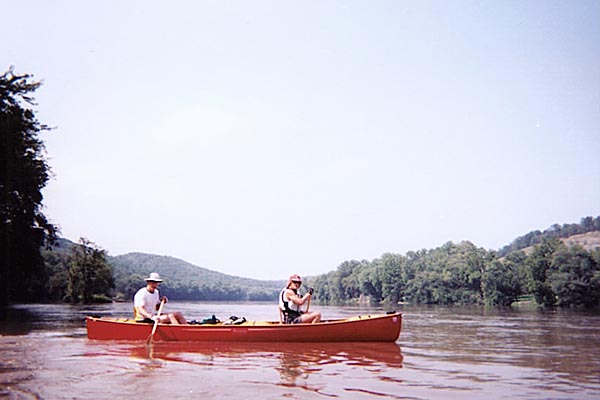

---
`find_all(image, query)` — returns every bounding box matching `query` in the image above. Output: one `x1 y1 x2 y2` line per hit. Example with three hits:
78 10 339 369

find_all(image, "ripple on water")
2 303 600 399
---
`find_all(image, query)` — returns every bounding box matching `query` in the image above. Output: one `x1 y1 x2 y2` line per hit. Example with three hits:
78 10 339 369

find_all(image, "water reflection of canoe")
126 341 404 368
86 312 402 342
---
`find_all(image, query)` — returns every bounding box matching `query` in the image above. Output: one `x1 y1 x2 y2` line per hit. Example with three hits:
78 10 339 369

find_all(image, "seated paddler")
279 274 321 324
134 272 187 324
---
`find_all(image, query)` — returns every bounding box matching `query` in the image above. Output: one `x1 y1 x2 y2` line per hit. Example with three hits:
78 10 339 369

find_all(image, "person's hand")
160 296 168 303
308 287 314 295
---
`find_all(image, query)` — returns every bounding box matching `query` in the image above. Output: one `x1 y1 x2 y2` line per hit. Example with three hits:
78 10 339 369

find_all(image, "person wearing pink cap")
279 274 321 324
134 272 187 324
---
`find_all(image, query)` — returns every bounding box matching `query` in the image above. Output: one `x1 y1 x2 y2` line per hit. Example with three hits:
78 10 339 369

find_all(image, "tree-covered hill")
508 231 600 257
498 216 600 256
42 216 600 307
109 253 284 302
303 216 600 307
42 239 285 303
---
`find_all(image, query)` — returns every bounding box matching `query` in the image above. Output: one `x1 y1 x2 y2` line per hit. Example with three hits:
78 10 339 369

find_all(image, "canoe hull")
86 312 402 342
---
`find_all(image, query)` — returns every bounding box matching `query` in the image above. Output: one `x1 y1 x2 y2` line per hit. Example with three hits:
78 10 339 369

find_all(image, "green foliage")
109 252 284 302
526 238 562 306
548 245 600 306
0 67 57 304
43 248 70 302
593 248 600 266
377 253 406 304
65 238 114 304
311 242 492 305
310 233 600 308
36 212 600 308
482 256 523 306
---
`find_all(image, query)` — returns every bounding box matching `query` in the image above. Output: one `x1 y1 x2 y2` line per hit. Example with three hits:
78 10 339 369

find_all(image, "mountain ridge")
109 252 284 301
49 215 599 302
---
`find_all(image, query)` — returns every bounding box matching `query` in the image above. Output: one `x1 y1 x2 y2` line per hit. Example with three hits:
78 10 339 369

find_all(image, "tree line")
108 252 282 302
304 232 600 307
43 240 281 303
42 238 114 303
111 271 280 303
41 229 600 307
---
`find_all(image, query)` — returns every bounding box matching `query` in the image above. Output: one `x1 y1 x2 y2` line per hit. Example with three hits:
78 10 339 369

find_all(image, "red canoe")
86 312 402 342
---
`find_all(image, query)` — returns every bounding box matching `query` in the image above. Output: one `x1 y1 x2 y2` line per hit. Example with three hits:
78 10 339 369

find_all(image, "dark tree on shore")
0 67 57 304
527 238 562 306
66 238 114 304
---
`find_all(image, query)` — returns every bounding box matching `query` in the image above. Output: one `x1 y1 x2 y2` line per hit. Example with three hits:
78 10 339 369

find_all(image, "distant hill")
562 231 600 250
47 237 77 254
46 215 599 303
109 252 284 301
518 231 600 256
498 216 600 256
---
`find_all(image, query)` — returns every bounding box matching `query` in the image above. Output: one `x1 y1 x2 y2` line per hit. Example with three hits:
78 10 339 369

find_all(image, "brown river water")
1 302 599 399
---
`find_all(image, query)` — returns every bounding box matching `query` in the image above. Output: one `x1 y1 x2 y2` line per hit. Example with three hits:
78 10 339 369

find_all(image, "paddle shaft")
305 294 311 313
146 298 166 344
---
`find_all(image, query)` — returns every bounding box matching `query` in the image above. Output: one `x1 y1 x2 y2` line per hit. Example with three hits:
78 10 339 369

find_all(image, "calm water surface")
1 302 599 399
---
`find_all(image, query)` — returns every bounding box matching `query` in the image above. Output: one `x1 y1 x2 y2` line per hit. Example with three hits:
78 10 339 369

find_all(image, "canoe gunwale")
86 312 402 343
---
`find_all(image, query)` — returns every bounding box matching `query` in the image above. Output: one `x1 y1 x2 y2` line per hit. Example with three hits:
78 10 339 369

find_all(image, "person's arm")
154 291 168 310
286 289 310 306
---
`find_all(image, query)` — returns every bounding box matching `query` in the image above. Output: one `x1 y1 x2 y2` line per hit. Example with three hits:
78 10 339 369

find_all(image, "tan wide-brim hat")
144 272 163 282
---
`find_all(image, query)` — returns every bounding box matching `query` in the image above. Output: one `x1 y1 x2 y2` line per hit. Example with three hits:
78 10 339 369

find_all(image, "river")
1 302 599 399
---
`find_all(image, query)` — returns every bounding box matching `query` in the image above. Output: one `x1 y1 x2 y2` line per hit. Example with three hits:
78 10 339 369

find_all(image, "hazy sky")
3 1 599 280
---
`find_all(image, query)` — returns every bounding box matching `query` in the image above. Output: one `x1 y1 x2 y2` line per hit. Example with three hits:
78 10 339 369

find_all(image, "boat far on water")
86 311 402 342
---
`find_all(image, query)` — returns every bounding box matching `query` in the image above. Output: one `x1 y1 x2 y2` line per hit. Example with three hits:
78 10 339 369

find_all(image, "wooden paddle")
146 298 166 345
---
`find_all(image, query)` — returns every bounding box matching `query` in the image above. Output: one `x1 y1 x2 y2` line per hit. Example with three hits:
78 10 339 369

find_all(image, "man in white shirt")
134 272 187 324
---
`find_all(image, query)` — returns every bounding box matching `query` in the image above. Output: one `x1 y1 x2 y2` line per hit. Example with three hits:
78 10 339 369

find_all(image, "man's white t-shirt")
133 288 160 320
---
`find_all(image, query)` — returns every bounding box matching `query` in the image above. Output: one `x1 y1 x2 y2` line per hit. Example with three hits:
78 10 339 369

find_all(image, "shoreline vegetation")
307 222 600 308
40 219 600 309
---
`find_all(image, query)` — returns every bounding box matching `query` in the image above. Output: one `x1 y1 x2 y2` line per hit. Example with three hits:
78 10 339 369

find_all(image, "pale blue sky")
3 1 599 280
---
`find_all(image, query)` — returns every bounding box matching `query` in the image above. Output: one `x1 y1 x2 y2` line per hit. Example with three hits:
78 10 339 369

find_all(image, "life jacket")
279 288 302 323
